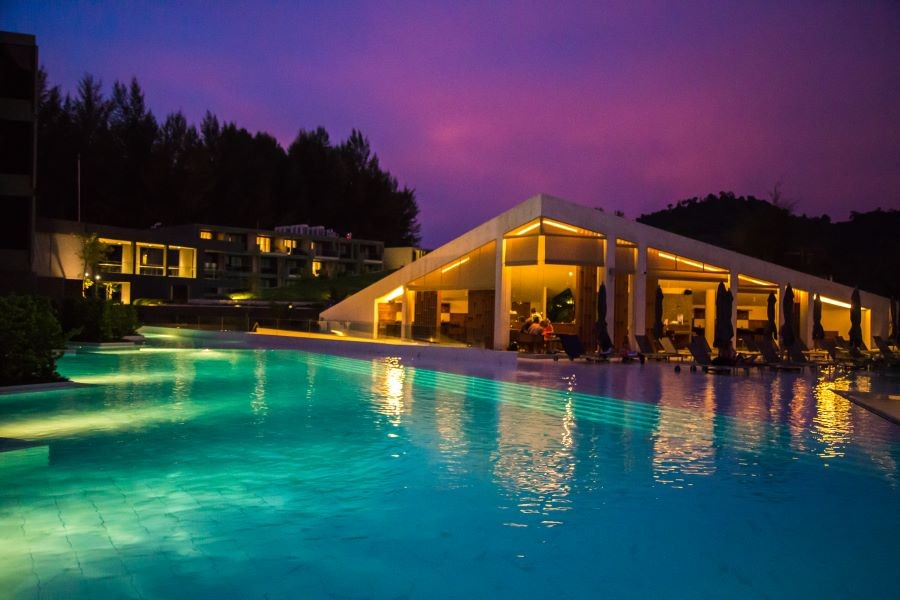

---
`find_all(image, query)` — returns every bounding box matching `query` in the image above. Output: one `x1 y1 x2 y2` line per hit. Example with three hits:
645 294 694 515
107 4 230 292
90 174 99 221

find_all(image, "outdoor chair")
872 336 899 368
556 334 610 363
635 334 668 361
686 336 737 374
658 336 691 361
756 337 804 372
515 332 545 354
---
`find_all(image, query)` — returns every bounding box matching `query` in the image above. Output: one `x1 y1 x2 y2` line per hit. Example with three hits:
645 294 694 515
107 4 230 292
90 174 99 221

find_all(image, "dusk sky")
4 1 899 247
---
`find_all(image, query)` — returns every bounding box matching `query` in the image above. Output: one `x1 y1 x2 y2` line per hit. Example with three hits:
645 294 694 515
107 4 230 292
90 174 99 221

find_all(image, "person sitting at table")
526 316 544 336
540 319 554 341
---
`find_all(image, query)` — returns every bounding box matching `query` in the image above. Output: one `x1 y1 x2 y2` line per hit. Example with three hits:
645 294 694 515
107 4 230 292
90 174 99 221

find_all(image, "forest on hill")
34 71 421 246
637 192 899 299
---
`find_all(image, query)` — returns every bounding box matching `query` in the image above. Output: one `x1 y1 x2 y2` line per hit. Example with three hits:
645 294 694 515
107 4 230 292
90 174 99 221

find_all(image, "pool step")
0 438 49 471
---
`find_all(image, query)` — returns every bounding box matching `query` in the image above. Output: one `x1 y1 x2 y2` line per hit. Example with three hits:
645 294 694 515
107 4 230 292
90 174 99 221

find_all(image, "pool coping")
0 380 89 396
140 326 519 369
834 390 900 425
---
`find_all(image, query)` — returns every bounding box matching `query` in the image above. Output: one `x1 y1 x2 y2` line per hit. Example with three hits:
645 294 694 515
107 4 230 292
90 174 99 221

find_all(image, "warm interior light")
383 286 404 302
657 251 723 272
542 219 578 233
441 257 470 273
514 222 541 236
738 274 775 286
331 329 346 336
820 296 852 309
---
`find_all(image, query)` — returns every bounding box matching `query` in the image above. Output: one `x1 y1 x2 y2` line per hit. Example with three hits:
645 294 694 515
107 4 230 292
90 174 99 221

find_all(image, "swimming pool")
1 344 898 598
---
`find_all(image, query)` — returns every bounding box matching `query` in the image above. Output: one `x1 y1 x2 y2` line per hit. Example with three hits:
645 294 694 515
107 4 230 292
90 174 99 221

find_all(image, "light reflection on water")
0 348 897 598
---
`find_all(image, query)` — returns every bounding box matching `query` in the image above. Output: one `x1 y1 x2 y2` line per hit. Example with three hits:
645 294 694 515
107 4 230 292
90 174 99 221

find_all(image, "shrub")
108 303 139 339
61 297 140 342
0 295 66 385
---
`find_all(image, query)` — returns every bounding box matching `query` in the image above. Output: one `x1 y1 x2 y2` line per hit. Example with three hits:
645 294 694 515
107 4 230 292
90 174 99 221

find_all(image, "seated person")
520 317 531 333
540 319 554 341
526 316 544 336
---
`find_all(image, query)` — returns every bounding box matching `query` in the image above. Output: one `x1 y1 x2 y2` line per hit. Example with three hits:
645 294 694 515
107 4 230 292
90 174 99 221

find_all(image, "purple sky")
4 1 899 247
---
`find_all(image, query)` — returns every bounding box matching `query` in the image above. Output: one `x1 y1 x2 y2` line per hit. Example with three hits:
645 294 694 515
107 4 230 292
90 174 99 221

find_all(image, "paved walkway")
835 390 900 425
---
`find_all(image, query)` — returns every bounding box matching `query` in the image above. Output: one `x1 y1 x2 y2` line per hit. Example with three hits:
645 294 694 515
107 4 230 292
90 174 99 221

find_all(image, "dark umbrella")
652 285 664 341
594 281 613 352
893 297 900 346
780 284 795 350
848 287 863 349
812 294 825 344
766 292 777 340
714 282 734 354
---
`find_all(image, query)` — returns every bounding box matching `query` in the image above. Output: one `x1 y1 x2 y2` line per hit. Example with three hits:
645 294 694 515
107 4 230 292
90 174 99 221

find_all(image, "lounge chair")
756 337 804 371
658 336 691 361
556 334 610 362
687 336 738 374
635 334 668 361
872 336 899 368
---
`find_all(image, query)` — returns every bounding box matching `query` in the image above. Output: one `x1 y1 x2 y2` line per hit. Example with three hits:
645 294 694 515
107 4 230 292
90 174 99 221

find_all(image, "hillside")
637 192 899 298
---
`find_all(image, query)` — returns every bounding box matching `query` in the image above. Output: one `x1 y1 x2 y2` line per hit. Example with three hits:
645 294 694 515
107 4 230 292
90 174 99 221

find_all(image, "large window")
136 243 165 276
167 246 196 278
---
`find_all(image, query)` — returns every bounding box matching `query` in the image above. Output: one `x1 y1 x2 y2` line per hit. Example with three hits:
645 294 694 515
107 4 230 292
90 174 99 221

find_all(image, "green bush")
61 297 139 342
108 303 139 339
0 295 66 385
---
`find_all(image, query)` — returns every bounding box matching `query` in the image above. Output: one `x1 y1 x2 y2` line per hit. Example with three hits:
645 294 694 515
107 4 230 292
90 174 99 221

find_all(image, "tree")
75 232 109 297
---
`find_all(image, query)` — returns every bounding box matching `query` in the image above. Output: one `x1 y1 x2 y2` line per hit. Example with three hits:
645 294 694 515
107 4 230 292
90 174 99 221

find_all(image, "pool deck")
835 390 900 425
142 326 519 369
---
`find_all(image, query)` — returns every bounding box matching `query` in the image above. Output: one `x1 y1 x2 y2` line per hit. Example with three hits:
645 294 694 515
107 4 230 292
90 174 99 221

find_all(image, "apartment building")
33 218 385 303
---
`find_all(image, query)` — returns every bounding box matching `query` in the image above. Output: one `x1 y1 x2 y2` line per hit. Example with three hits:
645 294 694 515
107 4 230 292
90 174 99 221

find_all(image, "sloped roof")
321 194 888 321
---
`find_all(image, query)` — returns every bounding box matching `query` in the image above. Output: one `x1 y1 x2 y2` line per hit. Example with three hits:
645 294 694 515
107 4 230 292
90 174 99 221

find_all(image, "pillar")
631 243 647 349
705 289 716 349
803 291 814 346
401 289 411 340
605 235 616 342
728 271 738 345
493 236 512 350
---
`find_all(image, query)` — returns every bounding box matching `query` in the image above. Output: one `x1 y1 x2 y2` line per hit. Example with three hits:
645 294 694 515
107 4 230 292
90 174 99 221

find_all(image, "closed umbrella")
812 294 825 344
595 281 613 352
780 284 795 350
714 282 734 355
652 285 664 341
766 292 777 340
848 287 863 349
891 298 900 346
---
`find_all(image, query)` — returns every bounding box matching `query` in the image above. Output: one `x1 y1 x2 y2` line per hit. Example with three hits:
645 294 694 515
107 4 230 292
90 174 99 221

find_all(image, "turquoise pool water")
1 346 898 598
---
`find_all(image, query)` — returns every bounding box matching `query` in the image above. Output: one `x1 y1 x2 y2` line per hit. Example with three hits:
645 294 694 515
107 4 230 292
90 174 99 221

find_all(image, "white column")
632 243 647 348
728 271 738 341
400 289 411 341
605 236 616 343
804 291 814 346
705 289 716 349
493 236 511 350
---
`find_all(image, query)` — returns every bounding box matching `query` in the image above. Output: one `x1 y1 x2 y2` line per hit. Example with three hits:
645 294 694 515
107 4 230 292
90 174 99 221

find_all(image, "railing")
98 262 124 274
138 265 165 276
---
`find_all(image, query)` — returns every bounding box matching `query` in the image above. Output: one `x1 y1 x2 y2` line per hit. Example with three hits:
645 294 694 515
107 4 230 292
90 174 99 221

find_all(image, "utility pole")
76 153 81 222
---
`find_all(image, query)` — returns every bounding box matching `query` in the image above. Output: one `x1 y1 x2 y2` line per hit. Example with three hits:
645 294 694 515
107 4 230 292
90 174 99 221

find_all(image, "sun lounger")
658 336 691 361
687 337 740 374
755 337 805 371
556 334 610 362
635 334 668 361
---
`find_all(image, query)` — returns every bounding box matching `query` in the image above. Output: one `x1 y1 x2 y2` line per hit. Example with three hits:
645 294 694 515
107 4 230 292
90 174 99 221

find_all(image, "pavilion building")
320 194 890 351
